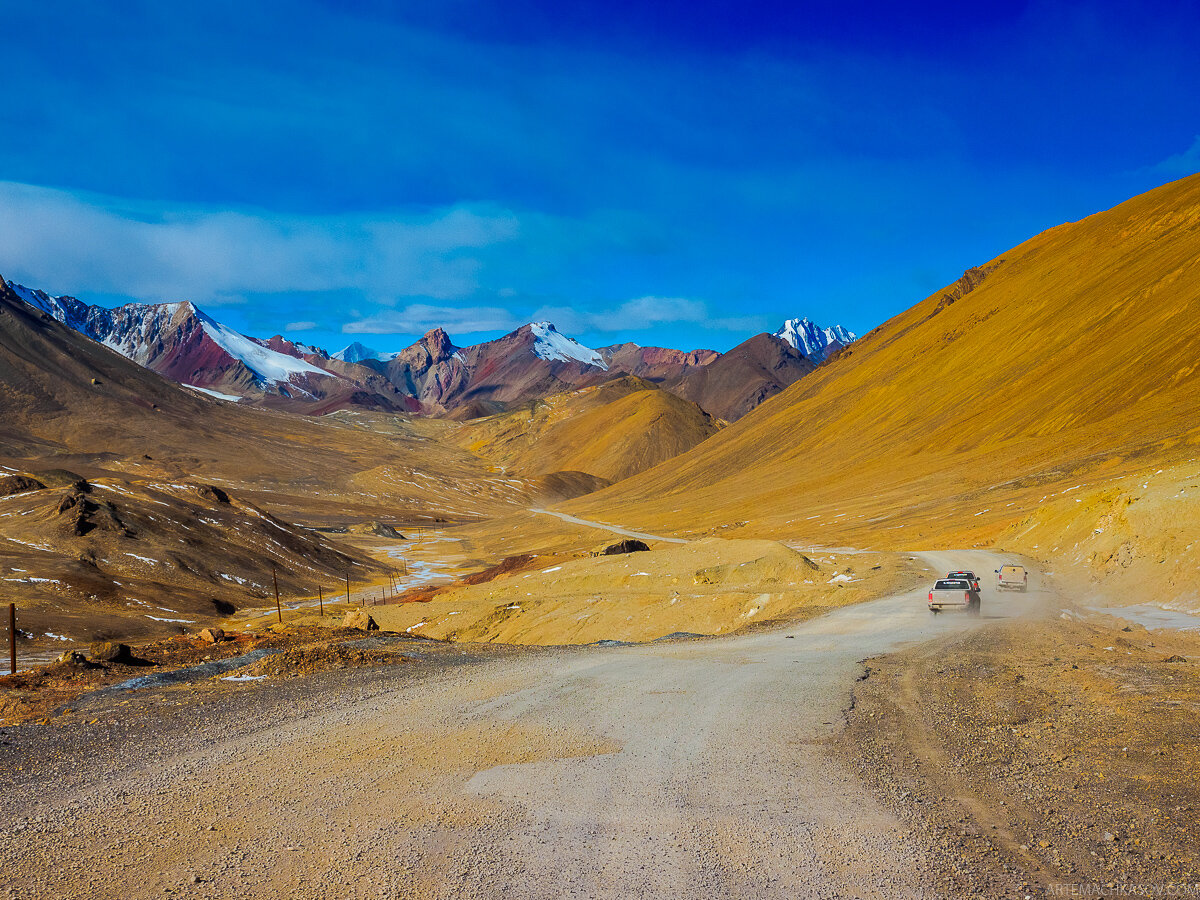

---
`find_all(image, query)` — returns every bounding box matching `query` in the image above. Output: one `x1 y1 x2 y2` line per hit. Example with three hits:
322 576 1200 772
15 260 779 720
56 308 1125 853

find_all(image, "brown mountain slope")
598 343 720 381
0 477 387 647
0 278 540 523
0 279 606 651
453 377 721 483
665 332 816 421
561 174 1200 552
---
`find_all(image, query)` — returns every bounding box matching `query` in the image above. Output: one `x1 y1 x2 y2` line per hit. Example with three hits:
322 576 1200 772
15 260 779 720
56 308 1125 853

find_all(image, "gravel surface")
2 550 1047 899
845 598 1200 898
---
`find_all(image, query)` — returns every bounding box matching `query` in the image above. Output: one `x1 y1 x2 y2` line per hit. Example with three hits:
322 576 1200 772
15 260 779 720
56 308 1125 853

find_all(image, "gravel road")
528 508 690 543
1 550 1040 899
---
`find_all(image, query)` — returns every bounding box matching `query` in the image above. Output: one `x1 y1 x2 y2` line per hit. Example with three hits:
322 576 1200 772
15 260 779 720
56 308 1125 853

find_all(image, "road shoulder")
840 612 1200 897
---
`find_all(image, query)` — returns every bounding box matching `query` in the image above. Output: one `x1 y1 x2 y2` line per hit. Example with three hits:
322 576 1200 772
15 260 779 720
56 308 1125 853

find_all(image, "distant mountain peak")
420 327 457 356
334 341 401 363
527 322 607 370
773 317 857 362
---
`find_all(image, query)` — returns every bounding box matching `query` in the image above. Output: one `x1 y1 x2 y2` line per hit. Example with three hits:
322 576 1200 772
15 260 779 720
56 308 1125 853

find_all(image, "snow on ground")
529 322 607 369
184 384 243 402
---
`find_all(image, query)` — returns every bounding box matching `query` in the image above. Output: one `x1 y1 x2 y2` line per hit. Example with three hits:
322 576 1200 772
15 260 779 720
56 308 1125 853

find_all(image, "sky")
1 0 1198 354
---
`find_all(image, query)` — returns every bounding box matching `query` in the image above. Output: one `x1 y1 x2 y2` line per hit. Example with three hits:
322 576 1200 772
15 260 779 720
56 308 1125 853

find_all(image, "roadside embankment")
844 612 1200 895
343 537 924 645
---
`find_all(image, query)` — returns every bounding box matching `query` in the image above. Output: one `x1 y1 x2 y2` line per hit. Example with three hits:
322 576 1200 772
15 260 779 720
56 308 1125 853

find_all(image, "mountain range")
4 173 1200 648
4 278 855 421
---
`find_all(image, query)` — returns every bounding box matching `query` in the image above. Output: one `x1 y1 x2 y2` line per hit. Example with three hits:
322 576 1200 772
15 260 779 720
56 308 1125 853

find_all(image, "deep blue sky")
1 0 1198 353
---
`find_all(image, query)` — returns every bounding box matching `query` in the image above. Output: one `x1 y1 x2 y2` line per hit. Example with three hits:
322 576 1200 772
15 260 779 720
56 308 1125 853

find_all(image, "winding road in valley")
529 507 690 543
2 550 1046 899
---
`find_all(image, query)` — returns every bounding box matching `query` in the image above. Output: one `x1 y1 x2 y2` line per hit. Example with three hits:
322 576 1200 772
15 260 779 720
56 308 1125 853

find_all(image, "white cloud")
1152 135 1200 176
285 320 318 331
343 295 768 339
531 296 766 333
344 304 522 336
0 181 520 305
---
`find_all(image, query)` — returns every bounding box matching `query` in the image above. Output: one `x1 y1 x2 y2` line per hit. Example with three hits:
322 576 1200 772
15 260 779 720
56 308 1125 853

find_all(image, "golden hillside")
563 174 1200 551
454 377 721 483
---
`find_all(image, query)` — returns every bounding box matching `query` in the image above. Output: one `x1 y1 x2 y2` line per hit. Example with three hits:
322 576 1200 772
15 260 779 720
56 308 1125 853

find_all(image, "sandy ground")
0 549 1050 899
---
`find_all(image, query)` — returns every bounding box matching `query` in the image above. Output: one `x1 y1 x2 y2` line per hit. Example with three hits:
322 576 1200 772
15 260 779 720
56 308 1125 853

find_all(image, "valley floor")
4 549 1154 899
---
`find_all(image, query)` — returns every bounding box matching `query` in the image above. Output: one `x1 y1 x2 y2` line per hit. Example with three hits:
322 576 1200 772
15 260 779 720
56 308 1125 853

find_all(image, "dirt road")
529 507 690 543
1 550 1043 898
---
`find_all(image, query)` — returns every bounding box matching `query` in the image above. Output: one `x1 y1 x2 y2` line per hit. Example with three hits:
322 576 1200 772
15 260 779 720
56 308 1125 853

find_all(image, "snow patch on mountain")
8 279 335 389
773 318 857 362
529 322 607 370
6 281 89 331
194 308 327 385
334 341 400 363
184 385 243 402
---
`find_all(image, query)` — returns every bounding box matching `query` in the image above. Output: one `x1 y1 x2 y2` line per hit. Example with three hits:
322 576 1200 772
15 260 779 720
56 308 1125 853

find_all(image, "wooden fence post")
272 563 281 624
318 585 324 617
8 603 15 675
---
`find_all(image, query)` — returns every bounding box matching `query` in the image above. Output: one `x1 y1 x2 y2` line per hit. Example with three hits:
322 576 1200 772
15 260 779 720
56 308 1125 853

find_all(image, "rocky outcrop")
0 475 45 497
342 609 379 631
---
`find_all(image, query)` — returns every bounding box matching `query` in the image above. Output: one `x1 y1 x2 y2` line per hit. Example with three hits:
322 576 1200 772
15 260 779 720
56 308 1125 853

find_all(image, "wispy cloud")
344 304 522 336
341 294 767 343
0 181 520 305
531 296 766 334
1151 135 1200 176
285 320 318 331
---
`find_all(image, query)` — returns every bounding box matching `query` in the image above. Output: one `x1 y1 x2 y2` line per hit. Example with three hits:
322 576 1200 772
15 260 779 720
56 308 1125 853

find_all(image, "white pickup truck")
928 577 980 615
995 564 1028 592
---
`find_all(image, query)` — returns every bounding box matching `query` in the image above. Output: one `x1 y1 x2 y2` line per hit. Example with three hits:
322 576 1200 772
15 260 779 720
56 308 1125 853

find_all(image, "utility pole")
318 585 324 617
345 571 351 606
272 563 281 624
8 603 15 675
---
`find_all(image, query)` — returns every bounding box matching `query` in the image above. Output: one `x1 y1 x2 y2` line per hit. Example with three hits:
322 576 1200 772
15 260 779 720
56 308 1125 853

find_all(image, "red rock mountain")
5 282 406 411
665 333 817 421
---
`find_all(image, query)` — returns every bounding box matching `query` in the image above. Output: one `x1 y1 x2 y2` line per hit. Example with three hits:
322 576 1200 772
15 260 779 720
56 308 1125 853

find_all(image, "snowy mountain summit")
528 322 608 370
773 318 857 362
333 342 400 364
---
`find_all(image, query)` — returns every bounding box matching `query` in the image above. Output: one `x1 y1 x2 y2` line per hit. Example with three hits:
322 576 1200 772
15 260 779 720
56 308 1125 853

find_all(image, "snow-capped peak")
192 307 327 386
6 280 90 330
528 322 607 370
773 317 857 362
333 341 400 363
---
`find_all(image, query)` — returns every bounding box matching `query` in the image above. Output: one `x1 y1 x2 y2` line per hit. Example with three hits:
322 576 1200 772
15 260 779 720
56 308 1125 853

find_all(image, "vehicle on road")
928 578 980 615
946 570 981 591
995 564 1028 592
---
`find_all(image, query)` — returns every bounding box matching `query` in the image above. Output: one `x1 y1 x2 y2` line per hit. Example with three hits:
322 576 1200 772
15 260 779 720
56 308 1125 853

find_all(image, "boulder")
89 641 133 663
198 627 225 644
56 650 93 667
602 539 650 556
1164 654 1187 663
343 609 379 631
194 484 231 504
